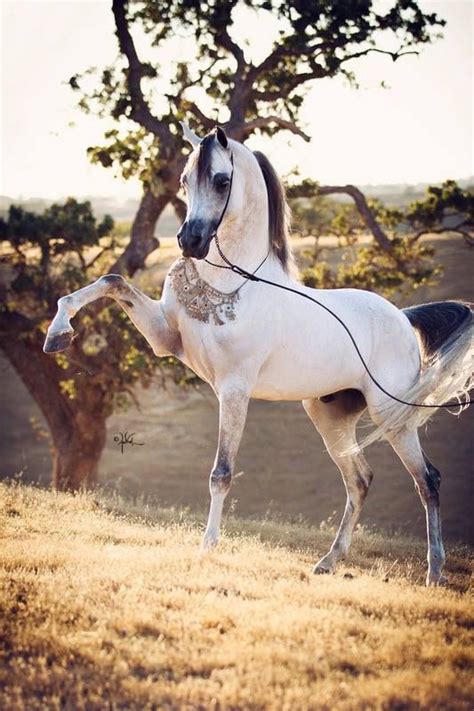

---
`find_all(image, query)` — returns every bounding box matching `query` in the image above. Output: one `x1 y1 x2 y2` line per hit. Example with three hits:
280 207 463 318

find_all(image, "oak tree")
0 200 188 490
71 0 444 272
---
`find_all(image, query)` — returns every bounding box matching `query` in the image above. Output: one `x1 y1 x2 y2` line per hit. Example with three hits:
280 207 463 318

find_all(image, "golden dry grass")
1 482 473 710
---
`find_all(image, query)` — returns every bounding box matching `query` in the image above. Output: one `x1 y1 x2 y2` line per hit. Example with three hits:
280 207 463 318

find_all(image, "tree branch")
339 47 419 65
215 27 246 72
316 185 393 253
182 101 214 131
253 66 327 102
411 226 474 246
109 189 171 276
289 182 394 254
0 309 41 335
241 116 311 142
171 196 187 222
251 44 418 102
250 39 323 80
86 245 112 270
112 0 172 151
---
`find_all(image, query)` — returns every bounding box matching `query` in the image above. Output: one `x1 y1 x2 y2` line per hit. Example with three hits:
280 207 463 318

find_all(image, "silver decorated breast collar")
169 253 268 325
169 258 240 325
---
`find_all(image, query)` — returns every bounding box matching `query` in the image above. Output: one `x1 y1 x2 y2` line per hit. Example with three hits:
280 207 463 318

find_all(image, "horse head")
177 124 233 260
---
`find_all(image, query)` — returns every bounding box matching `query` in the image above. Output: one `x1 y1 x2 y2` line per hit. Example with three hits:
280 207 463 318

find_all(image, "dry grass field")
1 481 473 710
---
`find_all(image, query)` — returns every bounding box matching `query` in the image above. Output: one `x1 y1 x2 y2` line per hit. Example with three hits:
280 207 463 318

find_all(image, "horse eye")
214 175 230 191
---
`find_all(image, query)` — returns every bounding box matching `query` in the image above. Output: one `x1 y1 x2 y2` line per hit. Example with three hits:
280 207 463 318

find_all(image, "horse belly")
250 340 363 401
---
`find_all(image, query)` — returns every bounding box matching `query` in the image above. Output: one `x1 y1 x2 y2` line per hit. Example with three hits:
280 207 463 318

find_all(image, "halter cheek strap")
211 152 234 237
205 152 268 281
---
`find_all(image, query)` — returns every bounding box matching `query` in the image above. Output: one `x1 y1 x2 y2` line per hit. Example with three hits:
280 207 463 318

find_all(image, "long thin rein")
203 154 473 411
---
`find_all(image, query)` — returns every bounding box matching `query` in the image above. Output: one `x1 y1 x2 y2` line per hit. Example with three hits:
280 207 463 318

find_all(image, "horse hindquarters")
361 301 473 448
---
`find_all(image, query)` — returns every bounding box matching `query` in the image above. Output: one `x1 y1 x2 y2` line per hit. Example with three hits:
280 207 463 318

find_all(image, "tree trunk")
52 413 107 491
0 331 108 492
0 332 75 450
113 190 172 276
317 185 394 254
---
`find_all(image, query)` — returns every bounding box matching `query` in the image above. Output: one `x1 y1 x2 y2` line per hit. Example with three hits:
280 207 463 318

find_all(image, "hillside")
1 482 473 710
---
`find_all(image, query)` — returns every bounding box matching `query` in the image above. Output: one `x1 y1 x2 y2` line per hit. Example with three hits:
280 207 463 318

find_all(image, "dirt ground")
1 235 473 543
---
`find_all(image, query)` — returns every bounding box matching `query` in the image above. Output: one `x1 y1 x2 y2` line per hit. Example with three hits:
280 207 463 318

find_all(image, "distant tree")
405 180 474 245
0 200 189 490
70 0 444 274
289 180 473 297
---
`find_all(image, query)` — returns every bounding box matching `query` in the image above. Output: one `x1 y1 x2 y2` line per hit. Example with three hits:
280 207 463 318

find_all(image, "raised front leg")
44 274 180 357
203 385 250 549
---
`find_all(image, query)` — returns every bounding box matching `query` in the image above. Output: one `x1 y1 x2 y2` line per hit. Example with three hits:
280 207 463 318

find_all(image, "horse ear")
215 126 228 149
180 121 201 147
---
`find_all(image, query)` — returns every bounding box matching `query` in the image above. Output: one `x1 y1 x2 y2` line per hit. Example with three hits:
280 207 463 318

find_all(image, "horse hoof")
43 330 74 353
201 534 219 551
313 563 333 575
426 573 448 587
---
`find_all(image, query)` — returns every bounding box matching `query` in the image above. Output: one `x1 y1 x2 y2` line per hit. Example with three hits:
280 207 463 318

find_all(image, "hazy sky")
1 0 473 199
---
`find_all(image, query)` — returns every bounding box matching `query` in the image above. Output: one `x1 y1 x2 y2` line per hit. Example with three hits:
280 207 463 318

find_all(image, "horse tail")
358 301 473 449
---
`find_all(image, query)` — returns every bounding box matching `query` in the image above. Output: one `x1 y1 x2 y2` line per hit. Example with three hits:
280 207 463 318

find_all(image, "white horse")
44 124 473 586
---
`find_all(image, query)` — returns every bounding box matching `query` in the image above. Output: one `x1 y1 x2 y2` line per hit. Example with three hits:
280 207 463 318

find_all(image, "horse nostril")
177 221 187 243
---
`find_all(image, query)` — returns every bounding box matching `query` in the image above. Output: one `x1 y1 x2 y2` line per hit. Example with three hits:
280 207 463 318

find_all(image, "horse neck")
193 145 285 291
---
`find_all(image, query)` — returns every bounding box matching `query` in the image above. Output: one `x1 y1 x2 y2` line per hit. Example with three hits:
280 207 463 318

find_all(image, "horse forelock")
196 133 216 185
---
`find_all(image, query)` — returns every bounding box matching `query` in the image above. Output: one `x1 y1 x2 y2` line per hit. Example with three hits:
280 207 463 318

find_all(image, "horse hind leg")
385 428 446 586
303 390 373 574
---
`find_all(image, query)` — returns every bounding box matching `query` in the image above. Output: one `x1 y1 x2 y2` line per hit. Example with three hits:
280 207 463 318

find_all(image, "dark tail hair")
404 301 472 362
356 300 473 449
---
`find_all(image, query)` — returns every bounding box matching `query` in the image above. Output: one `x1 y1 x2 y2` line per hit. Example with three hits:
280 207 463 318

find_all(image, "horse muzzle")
177 219 216 259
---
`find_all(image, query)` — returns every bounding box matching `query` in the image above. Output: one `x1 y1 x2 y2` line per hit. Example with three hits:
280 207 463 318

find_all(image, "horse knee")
100 274 129 296
100 273 125 287
210 464 232 495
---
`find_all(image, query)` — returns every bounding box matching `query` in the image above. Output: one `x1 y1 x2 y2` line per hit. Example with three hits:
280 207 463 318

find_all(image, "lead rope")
202 152 473 410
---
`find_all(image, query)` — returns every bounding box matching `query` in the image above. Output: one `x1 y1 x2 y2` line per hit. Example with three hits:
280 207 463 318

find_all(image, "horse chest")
178 317 265 388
